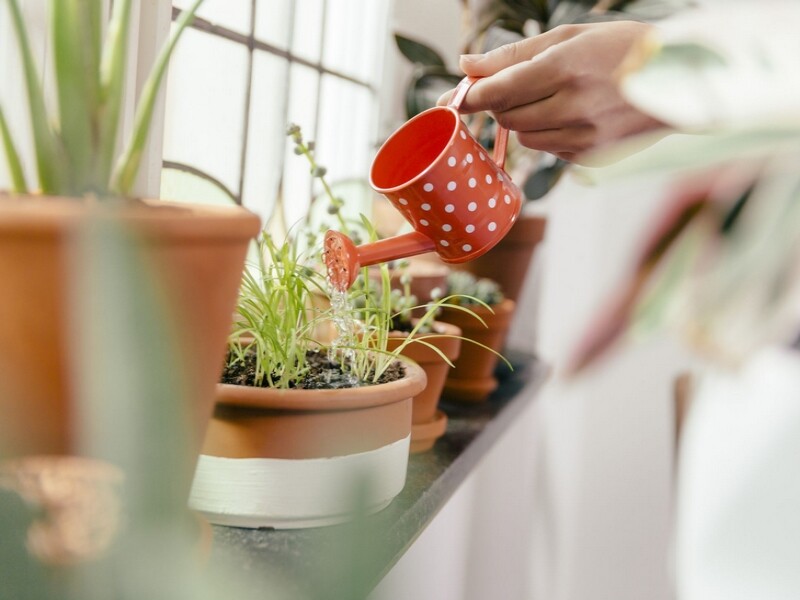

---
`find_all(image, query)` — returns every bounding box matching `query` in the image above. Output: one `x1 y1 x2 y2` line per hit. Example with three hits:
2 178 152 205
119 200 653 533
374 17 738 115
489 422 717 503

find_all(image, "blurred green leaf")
52 0 97 193
0 103 28 192
394 34 446 67
5 0 69 193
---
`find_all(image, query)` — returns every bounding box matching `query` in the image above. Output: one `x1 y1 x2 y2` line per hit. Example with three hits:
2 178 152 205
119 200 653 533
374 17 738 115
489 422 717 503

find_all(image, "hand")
440 22 667 162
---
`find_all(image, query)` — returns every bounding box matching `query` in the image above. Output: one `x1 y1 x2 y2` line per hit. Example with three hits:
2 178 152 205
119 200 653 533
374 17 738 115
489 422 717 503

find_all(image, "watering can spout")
324 230 436 291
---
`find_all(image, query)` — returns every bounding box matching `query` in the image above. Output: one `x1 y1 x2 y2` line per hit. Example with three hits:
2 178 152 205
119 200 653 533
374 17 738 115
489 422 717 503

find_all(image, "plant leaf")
52 0 96 193
394 34 446 68
97 0 133 192
113 0 205 195
0 103 28 192
4 0 68 193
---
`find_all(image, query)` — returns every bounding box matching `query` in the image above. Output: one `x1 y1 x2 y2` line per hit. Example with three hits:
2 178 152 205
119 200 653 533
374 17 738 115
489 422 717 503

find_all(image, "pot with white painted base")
188 360 426 529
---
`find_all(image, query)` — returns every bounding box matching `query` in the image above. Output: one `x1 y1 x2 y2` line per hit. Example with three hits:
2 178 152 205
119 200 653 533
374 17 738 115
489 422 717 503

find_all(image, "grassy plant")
0 0 204 198
338 219 513 383
227 231 329 388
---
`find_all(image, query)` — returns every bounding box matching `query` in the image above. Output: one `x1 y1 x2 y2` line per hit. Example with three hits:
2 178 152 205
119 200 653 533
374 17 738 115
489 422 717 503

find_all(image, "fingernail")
460 54 484 64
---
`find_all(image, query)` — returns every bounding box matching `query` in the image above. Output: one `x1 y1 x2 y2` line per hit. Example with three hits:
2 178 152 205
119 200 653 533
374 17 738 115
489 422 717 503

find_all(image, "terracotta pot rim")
216 359 427 411
0 195 261 239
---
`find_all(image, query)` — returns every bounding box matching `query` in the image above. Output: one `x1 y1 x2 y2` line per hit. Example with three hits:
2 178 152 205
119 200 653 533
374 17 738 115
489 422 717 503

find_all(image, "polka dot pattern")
388 134 521 263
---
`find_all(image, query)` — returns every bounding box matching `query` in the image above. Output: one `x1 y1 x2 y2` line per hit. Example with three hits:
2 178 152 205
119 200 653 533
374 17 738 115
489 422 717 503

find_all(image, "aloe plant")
0 0 204 198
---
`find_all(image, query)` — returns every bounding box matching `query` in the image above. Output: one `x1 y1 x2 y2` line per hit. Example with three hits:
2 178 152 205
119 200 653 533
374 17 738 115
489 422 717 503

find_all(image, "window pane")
291 0 324 63
162 28 249 197
322 0 390 83
254 0 293 50
241 52 290 224
316 76 374 184
282 64 320 229
173 0 252 34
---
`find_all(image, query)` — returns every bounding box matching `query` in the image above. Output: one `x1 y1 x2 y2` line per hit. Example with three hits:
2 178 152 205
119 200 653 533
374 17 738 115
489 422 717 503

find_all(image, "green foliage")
394 33 446 67
0 0 204 198
446 271 505 306
228 231 329 388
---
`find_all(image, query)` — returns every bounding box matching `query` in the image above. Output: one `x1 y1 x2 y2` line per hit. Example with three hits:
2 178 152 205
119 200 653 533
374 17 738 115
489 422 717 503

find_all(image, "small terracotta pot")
0 196 260 465
387 321 461 453
438 298 516 403
190 360 427 529
451 212 546 303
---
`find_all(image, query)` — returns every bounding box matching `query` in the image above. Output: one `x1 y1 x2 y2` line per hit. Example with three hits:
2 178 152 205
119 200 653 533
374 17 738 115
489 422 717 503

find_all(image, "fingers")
459 25 577 76
516 126 596 156
437 25 579 109
453 56 562 114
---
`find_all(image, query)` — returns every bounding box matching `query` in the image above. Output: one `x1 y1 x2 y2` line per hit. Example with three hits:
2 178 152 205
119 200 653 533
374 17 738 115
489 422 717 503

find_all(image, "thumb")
459 34 555 76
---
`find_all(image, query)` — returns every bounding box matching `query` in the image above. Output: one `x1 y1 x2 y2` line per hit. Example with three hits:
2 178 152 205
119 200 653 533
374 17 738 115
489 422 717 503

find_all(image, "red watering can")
324 76 523 291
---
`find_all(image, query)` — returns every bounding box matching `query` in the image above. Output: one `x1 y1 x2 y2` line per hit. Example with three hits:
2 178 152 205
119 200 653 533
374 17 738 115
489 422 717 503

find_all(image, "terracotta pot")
0 196 260 461
451 212 546 303
387 320 461 453
438 298 516 403
189 360 427 529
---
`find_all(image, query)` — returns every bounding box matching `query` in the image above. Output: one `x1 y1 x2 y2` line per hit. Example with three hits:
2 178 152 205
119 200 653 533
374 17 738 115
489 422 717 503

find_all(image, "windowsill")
207 351 548 597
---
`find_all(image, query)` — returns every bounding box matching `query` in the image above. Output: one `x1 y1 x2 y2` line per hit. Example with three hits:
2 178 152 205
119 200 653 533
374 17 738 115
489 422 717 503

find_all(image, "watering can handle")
447 76 509 171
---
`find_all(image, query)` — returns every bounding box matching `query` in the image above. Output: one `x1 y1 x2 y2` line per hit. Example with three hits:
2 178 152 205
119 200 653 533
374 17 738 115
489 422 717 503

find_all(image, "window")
161 1 391 230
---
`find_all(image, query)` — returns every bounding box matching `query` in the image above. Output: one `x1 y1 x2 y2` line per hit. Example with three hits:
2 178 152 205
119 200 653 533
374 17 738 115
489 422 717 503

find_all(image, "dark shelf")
208 351 548 599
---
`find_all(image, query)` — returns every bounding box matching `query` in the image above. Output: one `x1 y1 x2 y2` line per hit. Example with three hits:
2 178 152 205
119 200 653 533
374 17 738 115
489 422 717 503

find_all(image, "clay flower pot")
189 360 427 529
0 196 260 461
387 321 462 453
438 298 516 403
452 212 546 303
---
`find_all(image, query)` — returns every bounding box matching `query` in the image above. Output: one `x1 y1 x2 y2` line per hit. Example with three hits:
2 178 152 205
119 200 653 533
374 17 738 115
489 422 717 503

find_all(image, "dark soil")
220 349 406 389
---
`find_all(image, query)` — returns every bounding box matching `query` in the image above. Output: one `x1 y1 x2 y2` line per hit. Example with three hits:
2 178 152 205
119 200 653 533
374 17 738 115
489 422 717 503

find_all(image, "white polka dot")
467 202 477 212
479 153 486 161
504 194 511 204
447 181 457 191
447 156 456 167
488 222 497 232
488 198 496 208
398 197 408 205
463 244 472 252
465 153 473 163
440 240 450 247
423 183 434 192
468 178 476 188
420 219 429 226
442 224 453 232
485 174 492 184
459 130 467 140
421 203 431 211
498 174 504 182
445 204 455 213
465 224 476 233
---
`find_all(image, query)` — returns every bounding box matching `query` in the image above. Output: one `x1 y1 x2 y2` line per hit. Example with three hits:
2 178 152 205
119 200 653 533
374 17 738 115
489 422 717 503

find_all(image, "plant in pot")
188 228 430 529
438 270 516 403
379 261 462 453
0 0 260 477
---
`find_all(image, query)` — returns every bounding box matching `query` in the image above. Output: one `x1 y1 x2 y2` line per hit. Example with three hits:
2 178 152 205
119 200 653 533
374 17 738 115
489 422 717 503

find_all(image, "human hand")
440 22 667 162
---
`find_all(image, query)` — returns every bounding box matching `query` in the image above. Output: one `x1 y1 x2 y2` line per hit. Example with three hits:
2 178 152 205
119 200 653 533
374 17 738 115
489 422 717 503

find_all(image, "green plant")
341 227 512 383
445 270 505 307
0 0 204 198
227 231 330 388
